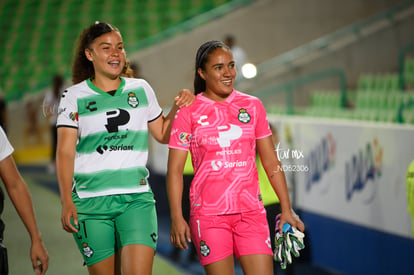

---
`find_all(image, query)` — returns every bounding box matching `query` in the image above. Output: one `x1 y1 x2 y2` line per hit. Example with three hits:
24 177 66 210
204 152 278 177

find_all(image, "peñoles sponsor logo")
104 134 128 141
216 149 242 156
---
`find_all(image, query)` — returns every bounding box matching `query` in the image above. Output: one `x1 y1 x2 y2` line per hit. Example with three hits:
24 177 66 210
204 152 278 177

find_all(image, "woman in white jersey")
167 40 304 275
56 22 193 274
0 127 49 274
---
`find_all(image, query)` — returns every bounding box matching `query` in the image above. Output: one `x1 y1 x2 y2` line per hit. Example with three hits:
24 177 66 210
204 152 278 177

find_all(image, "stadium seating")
281 61 414 124
0 0 231 101
405 57 414 87
1 0 412 126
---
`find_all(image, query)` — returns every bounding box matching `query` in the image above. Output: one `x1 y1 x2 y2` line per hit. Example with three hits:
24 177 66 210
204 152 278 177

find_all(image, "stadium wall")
128 0 406 106
244 5 414 108
148 114 414 274
270 115 414 274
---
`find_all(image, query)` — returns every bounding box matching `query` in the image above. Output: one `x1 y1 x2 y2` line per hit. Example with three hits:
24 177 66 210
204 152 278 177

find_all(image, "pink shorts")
189 208 272 266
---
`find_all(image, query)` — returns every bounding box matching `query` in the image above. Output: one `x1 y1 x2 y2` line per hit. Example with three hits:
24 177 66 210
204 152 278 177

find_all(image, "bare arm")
148 89 194 144
256 136 305 232
0 104 7 130
0 155 49 274
166 148 191 249
56 127 79 233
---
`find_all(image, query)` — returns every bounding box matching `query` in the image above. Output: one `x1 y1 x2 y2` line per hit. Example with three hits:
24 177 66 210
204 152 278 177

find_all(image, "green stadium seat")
267 105 288 115
374 92 387 109
402 108 414 124
0 0 237 101
378 110 398 123
388 74 400 92
310 90 342 108
374 74 387 92
404 57 414 87
356 92 369 108
357 73 376 92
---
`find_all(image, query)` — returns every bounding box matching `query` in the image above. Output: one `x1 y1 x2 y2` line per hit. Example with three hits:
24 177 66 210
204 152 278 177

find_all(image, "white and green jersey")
0 127 13 161
57 77 162 199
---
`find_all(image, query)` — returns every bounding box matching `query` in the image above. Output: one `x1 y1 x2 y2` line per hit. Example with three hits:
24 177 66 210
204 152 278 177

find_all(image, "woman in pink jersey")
167 40 305 274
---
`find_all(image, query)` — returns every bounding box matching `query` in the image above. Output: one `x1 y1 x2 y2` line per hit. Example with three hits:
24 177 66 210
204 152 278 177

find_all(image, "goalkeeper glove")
283 223 305 257
274 230 289 269
273 215 305 269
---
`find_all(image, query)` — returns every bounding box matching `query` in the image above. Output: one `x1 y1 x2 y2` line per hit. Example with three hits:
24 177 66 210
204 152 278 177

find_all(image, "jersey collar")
86 77 126 96
199 89 237 103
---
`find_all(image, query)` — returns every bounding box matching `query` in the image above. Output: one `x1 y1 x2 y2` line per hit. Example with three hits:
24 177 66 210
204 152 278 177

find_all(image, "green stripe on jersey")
76 130 148 154
77 86 149 117
74 166 149 193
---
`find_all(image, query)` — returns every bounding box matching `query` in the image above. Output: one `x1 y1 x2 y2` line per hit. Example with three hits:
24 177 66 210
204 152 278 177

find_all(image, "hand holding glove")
273 214 305 269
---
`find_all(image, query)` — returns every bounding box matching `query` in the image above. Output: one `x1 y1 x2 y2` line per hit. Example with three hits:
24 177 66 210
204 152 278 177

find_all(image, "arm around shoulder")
148 89 195 144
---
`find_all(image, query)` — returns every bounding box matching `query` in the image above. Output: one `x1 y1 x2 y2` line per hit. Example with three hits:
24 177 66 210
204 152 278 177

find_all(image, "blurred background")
1 0 414 274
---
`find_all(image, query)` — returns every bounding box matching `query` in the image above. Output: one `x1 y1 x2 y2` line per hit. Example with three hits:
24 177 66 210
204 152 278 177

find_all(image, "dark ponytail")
193 40 230 95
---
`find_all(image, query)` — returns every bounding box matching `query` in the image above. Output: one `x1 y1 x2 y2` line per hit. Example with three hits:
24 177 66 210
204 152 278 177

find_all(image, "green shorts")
71 192 158 266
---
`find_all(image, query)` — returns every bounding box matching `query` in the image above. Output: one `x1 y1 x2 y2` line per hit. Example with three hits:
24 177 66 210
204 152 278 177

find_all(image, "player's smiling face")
198 47 236 101
85 31 126 80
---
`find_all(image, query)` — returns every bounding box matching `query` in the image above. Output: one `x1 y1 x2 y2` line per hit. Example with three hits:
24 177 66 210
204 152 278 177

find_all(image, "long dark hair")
52 74 64 98
193 40 230 95
71 21 133 84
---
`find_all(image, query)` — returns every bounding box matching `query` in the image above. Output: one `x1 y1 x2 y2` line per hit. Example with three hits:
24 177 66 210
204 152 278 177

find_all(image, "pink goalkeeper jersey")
169 90 272 215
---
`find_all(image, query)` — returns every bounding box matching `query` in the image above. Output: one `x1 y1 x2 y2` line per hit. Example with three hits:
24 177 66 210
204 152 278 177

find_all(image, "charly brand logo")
345 137 383 202
86 101 97 112
150 232 157 243
304 133 336 192
197 115 209 126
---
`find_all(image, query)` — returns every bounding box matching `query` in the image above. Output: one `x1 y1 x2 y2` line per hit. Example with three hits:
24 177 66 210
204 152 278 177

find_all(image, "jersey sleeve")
141 80 163 122
56 89 79 128
0 127 13 161
255 98 272 139
168 107 191 151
